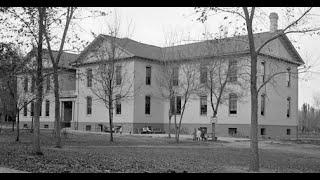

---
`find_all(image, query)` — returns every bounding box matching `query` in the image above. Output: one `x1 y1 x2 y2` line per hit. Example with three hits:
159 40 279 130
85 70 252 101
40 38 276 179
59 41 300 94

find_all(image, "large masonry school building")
18 13 304 139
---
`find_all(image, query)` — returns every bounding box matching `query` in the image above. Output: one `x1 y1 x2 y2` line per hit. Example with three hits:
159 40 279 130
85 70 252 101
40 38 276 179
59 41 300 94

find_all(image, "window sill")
228 114 237 117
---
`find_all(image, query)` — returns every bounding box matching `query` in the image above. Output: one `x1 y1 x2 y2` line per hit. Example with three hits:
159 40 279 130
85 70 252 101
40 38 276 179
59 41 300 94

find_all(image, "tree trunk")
242 10 260 171
15 108 20 142
249 87 259 171
168 114 172 138
248 36 260 172
53 66 61 148
212 111 218 141
174 114 179 143
108 101 114 142
31 116 33 133
12 119 14 132
0 114 2 133
33 6 45 155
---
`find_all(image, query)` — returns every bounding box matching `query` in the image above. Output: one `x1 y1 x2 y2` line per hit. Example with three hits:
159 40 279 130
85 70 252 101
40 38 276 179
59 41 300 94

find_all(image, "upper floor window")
146 66 151 85
145 95 151 115
24 77 28 93
176 96 181 114
172 67 179 86
261 94 266 116
87 96 92 115
46 74 51 92
286 67 291 87
200 95 207 115
229 93 237 114
287 97 291 118
116 65 122 85
23 102 28 116
30 101 34 116
229 60 237 82
87 68 92 87
31 76 35 93
261 61 265 83
200 66 208 84
115 94 121 115
45 100 50 117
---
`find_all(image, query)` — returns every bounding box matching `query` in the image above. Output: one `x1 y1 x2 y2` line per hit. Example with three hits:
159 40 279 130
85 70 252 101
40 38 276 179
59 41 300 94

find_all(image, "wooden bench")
206 133 217 141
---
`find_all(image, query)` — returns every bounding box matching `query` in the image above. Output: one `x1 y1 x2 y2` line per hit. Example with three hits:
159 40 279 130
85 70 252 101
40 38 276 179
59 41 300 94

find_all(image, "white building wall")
75 60 135 125
258 56 299 126
133 60 165 125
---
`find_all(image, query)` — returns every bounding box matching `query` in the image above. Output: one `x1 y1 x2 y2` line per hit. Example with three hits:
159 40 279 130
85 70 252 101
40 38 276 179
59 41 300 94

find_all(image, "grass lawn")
1 129 320 173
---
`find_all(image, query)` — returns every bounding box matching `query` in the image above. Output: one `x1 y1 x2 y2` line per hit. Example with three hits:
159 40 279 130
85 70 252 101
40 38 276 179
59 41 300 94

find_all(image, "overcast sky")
75 7 320 108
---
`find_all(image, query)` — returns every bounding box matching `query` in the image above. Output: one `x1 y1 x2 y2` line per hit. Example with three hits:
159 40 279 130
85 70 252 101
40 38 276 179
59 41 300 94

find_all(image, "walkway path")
0 167 28 173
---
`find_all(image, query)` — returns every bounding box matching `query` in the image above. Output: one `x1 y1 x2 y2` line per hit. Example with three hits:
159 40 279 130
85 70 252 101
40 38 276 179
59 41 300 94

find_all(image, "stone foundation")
18 121 298 139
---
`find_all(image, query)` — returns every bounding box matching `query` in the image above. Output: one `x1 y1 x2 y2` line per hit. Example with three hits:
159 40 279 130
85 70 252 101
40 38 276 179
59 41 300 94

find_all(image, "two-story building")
18 13 304 139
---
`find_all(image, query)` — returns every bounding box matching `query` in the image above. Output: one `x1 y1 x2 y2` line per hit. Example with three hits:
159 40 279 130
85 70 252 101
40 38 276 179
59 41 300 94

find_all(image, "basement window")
286 129 291 135
228 128 237 136
86 125 91 131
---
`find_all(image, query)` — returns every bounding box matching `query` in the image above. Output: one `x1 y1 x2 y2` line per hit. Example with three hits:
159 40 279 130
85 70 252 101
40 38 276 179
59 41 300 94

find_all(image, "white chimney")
269 12 279 32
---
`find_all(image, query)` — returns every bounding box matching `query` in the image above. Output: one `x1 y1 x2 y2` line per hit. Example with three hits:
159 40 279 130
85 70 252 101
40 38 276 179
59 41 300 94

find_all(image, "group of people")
194 128 207 141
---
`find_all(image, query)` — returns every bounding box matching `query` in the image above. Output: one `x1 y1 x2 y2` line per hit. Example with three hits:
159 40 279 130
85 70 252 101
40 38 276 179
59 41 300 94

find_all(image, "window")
23 102 28 116
261 61 265 82
287 97 291 118
30 101 34 116
87 96 92 115
170 96 181 115
116 65 122 85
229 93 237 114
39 102 42 116
24 77 28 92
261 94 266 116
46 74 51 92
44 124 49 129
286 129 291 135
146 66 151 85
228 128 237 136
87 68 92 87
45 100 50 117
261 128 266 135
176 96 181 114
145 96 151 115
86 125 91 131
115 94 121 115
286 67 291 87
200 66 208 84
23 124 28 128
31 76 35 93
229 60 237 82
200 95 207 115
172 67 179 86
170 97 175 115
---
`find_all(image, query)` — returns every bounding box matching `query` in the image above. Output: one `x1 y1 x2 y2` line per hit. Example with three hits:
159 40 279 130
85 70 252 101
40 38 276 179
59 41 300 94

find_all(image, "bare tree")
81 13 136 142
196 7 319 171
43 7 76 148
157 30 185 139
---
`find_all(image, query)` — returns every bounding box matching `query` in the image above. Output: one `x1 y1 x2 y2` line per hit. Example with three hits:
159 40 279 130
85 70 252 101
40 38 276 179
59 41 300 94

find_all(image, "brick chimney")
269 12 279 32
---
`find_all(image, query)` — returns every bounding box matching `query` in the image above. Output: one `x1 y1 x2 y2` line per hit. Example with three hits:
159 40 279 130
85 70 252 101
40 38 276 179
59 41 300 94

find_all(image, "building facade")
18 13 304 139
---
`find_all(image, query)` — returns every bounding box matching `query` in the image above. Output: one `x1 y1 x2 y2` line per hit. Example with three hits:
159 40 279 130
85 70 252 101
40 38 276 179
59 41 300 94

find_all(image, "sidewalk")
0 167 29 173
65 129 252 142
